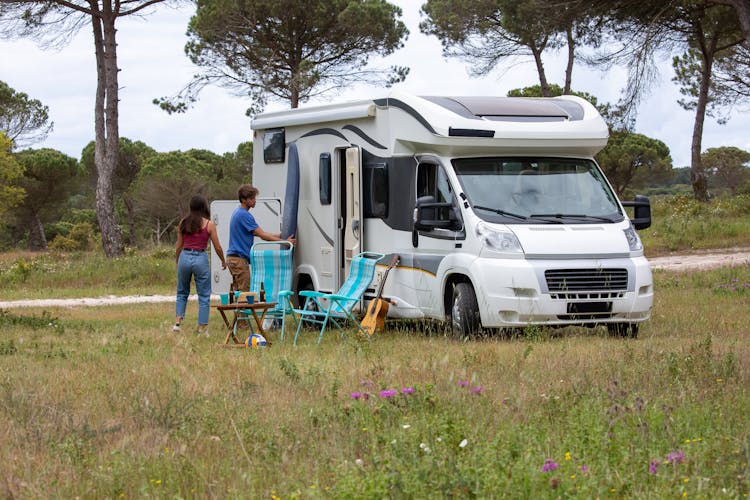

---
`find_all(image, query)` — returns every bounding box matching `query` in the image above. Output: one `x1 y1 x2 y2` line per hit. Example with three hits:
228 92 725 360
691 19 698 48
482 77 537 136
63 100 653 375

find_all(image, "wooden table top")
215 301 277 311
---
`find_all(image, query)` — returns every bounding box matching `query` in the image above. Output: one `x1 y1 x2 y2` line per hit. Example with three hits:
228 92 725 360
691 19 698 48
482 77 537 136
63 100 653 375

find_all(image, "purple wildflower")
380 389 398 398
579 465 589 474
457 380 470 387
667 450 685 464
649 460 659 474
350 392 362 400
470 386 484 395
401 387 415 394
541 459 558 472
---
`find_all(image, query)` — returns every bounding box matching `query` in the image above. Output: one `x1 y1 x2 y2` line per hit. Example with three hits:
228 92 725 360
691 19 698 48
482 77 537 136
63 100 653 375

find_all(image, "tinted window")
319 153 331 205
263 129 285 163
363 164 388 218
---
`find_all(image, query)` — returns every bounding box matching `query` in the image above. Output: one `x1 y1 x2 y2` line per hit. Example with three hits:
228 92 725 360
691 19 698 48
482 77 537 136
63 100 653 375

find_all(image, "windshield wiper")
530 213 618 223
473 205 528 220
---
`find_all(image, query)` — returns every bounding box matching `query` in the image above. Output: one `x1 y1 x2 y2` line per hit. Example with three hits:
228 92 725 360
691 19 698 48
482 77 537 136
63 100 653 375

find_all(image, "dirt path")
1 249 748 309
0 294 179 309
648 247 750 272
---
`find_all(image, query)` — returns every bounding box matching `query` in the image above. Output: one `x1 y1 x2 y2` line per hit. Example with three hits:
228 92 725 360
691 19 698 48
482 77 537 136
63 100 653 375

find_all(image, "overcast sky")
1 2 749 168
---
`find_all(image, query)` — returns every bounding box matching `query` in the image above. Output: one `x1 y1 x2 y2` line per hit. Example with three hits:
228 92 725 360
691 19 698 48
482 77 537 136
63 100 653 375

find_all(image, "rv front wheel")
450 282 481 338
607 322 639 338
296 280 319 329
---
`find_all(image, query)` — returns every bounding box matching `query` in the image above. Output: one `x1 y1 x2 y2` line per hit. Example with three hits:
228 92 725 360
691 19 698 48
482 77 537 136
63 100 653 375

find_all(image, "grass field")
1 263 748 497
639 194 750 255
1 193 749 497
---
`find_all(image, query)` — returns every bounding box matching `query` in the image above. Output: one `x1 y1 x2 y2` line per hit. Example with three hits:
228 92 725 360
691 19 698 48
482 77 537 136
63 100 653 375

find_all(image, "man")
225 184 296 293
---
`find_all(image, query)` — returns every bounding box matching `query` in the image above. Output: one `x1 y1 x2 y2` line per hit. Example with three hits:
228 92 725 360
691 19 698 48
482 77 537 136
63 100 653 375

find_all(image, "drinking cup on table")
234 291 241 302
220 293 229 305
246 294 255 304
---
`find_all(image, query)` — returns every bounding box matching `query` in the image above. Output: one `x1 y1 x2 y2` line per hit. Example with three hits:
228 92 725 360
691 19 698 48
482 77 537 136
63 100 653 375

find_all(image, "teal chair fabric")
284 252 384 345
234 241 295 340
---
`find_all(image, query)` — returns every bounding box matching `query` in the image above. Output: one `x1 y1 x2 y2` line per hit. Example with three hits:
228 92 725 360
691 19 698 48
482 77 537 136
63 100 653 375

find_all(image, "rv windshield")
452 157 624 224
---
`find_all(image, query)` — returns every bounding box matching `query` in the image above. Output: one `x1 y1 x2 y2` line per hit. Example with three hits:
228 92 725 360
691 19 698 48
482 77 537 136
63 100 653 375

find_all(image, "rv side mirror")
414 195 460 231
621 194 651 230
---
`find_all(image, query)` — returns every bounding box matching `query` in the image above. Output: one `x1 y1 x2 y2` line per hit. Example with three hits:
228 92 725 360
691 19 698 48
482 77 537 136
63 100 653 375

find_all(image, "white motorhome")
212 91 654 337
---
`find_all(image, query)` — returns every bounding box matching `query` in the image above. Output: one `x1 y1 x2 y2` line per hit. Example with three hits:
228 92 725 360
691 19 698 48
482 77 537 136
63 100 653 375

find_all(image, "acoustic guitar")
361 255 399 336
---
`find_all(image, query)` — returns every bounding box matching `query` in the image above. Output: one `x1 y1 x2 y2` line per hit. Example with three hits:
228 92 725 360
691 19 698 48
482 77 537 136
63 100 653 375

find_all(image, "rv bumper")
470 256 653 327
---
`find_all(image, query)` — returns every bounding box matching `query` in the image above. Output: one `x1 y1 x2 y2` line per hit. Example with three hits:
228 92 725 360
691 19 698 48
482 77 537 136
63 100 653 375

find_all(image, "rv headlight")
623 223 643 252
476 222 523 254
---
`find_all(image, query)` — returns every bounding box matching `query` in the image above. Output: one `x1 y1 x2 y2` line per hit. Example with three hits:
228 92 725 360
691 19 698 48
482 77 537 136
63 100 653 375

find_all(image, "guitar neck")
374 256 399 301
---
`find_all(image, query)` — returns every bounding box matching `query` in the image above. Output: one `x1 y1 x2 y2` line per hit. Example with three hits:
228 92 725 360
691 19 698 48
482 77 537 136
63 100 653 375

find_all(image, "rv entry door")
343 147 364 279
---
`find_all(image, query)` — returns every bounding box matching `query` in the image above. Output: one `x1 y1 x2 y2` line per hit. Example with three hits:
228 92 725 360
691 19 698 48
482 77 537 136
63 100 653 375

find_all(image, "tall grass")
640 194 750 254
0 248 175 300
0 265 748 497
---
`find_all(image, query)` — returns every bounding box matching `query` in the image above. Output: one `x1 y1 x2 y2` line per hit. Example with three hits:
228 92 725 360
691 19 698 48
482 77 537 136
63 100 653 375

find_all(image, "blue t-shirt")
226 206 259 260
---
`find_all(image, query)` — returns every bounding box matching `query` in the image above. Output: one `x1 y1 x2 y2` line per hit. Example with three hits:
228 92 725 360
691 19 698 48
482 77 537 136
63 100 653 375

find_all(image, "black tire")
607 322 639 338
295 280 314 309
296 281 319 329
450 282 481 338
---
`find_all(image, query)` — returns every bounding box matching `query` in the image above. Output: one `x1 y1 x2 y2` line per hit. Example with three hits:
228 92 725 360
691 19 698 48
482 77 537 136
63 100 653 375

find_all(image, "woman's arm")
207 221 227 269
175 231 184 263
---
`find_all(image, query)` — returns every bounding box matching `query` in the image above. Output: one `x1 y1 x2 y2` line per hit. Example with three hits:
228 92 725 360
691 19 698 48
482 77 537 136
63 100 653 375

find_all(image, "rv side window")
415 162 460 230
319 153 331 205
263 128 285 163
417 163 452 204
363 164 388 218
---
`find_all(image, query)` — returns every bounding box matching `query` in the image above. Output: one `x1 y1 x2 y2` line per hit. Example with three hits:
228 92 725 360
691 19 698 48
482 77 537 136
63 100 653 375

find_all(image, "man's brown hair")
238 184 259 202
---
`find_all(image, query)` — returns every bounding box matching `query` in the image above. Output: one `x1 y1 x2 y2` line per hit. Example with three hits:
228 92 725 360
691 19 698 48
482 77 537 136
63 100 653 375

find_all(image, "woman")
174 195 226 335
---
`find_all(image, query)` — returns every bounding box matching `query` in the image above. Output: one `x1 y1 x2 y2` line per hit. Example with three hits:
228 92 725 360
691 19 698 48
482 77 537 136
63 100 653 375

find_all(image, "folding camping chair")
281 252 384 345
234 241 295 340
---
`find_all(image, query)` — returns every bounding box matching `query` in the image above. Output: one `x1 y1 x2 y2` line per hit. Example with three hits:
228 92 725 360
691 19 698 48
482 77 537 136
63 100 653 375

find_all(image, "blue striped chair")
281 252 384 345
235 241 295 340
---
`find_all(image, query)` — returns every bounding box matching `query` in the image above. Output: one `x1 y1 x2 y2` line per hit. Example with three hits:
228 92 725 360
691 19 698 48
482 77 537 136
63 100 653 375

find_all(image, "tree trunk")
564 26 575 94
290 86 299 109
530 44 550 96
155 218 162 246
28 213 47 251
124 195 136 245
690 43 716 203
92 2 124 257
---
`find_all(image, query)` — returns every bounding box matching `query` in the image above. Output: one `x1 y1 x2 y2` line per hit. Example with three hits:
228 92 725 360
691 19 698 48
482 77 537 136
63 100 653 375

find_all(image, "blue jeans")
175 249 211 325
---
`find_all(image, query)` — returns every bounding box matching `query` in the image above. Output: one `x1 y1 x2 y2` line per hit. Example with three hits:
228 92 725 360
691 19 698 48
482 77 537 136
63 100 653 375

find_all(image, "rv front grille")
545 268 628 293
550 291 625 300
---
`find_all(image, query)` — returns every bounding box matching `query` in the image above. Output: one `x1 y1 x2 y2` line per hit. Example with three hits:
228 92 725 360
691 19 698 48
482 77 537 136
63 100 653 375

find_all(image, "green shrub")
45 221 75 243
63 208 98 227
69 222 95 250
49 235 81 252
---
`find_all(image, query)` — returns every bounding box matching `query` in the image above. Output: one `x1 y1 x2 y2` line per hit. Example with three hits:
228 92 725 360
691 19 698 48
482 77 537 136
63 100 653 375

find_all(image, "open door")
343 147 364 279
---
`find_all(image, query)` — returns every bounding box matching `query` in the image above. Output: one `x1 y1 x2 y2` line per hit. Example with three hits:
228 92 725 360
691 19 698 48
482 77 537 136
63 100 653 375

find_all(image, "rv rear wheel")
450 282 481 338
607 322 639 338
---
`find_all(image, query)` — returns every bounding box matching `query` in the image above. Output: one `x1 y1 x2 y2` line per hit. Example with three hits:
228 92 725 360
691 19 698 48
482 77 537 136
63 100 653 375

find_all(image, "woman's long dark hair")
179 195 210 234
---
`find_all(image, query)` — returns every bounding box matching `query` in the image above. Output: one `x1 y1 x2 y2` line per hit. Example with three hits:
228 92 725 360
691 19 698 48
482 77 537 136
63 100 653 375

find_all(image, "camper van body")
215 91 653 336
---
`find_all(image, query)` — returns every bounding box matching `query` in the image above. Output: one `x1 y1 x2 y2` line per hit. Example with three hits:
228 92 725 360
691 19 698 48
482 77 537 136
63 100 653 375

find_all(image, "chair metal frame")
281 252 384 345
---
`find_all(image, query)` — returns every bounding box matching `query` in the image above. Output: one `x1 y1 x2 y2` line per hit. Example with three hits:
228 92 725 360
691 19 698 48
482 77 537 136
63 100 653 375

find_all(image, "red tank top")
183 224 210 250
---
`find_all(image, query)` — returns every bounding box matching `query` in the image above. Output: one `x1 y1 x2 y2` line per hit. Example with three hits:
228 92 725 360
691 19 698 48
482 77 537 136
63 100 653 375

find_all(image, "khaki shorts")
226 255 250 293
